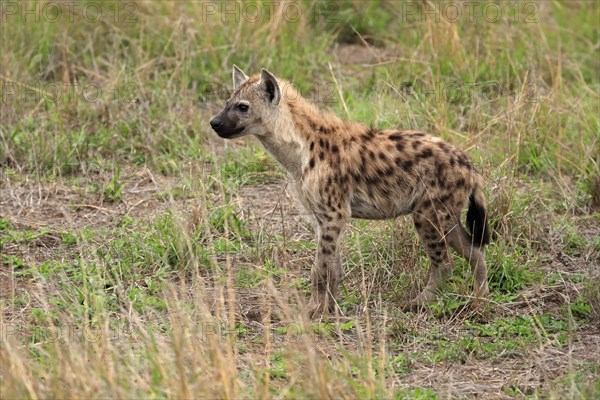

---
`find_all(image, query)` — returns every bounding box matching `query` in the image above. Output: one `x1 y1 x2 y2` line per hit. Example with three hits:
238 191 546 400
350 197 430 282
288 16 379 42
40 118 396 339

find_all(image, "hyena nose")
210 118 223 130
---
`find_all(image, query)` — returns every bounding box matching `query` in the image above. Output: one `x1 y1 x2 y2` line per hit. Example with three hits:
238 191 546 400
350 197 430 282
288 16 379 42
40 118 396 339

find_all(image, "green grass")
1 1 599 399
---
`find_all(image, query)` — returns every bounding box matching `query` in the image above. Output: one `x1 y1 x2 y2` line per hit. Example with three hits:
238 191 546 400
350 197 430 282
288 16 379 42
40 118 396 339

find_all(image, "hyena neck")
286 95 347 141
257 90 348 180
255 133 303 180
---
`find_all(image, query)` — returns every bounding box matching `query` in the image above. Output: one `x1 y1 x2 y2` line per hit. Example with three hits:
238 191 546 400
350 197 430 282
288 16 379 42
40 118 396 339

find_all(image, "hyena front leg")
307 205 349 318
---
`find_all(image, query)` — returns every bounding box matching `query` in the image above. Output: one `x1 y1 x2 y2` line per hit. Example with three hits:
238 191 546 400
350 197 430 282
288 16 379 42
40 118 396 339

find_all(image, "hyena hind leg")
447 222 489 299
406 207 454 310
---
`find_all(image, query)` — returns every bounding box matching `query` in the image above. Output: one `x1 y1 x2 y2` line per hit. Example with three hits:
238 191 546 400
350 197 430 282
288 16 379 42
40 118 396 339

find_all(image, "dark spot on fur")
379 152 387 161
418 148 433 158
396 142 405 152
309 141 315 151
439 194 452 203
437 142 450 152
414 221 422 229
449 157 456 167
412 141 422 150
319 125 334 134
365 174 380 186
457 154 472 169
319 151 325 161
402 160 413 171
331 145 339 153
309 158 315 169
362 127 378 141
436 162 446 176
321 247 333 255
369 150 376 160
422 199 432 208
322 234 334 242
389 134 404 141
456 178 465 187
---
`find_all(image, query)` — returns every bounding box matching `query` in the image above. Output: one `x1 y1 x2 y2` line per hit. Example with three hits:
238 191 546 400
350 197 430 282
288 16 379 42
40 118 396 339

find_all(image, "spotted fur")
210 66 490 316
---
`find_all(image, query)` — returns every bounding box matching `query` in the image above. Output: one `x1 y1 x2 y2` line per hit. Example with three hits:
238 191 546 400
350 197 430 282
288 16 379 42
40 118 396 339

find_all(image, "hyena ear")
260 68 281 106
232 65 249 90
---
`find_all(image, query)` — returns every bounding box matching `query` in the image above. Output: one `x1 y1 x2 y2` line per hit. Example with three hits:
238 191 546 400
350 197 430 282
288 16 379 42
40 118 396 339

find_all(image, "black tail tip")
466 194 490 247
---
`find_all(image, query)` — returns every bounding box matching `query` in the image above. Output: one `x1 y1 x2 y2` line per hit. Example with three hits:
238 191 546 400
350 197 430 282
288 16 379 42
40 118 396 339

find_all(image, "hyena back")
210 66 490 316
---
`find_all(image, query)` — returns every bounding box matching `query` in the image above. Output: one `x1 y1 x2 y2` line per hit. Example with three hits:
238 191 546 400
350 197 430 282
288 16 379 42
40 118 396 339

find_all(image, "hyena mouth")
215 126 245 139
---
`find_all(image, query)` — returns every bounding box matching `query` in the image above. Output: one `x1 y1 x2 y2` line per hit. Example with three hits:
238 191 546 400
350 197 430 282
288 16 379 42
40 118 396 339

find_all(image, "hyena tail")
466 185 490 247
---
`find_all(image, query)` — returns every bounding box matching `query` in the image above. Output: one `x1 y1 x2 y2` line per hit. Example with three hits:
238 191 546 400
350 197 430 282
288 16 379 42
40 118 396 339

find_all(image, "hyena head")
209 65 281 139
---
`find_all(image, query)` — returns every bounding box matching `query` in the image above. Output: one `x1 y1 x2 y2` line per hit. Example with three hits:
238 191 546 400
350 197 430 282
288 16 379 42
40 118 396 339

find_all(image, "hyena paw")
473 282 490 299
306 300 328 319
403 291 437 312
470 284 490 309
306 295 338 319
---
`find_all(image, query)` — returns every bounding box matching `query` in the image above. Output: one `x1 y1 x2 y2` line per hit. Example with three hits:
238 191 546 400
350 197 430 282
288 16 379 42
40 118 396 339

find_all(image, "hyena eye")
238 103 249 112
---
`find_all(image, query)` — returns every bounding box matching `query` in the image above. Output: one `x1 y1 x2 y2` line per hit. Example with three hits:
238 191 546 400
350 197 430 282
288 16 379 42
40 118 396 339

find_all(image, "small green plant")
236 267 264 288
388 354 411 374
2 254 28 273
103 167 124 202
61 232 77 246
0 217 11 231
268 352 287 378
486 241 541 294
208 205 252 242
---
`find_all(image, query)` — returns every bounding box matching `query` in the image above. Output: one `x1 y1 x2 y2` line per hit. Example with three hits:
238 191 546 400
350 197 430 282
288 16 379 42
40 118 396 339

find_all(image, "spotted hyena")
210 66 490 317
